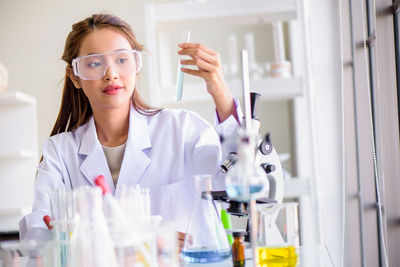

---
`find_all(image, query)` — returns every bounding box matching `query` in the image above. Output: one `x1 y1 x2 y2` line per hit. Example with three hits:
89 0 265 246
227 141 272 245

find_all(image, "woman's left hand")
177 232 192 252
178 43 237 122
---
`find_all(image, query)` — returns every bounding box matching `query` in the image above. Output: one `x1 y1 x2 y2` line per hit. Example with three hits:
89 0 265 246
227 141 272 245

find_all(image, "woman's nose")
103 66 118 81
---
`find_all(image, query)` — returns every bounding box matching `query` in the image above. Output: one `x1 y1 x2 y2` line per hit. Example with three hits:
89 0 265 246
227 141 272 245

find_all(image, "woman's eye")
87 61 101 68
117 58 128 64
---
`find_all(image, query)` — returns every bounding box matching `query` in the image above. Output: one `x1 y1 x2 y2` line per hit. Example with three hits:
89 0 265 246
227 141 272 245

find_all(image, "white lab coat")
19 103 240 240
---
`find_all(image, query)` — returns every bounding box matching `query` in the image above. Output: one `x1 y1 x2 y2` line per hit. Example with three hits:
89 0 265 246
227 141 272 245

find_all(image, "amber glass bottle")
232 231 245 266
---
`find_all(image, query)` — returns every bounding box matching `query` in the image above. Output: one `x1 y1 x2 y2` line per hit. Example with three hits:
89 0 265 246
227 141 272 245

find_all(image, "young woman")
19 14 241 245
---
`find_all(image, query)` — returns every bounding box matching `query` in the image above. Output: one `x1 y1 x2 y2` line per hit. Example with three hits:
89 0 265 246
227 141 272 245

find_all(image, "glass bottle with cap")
232 231 246 267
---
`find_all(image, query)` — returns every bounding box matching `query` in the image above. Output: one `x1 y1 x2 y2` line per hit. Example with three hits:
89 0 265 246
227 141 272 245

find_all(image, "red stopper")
94 175 110 195
43 215 53 230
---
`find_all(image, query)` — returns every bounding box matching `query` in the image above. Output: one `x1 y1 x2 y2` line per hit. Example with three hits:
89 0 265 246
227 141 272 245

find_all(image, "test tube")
272 21 286 62
176 30 191 101
244 32 256 70
227 34 239 78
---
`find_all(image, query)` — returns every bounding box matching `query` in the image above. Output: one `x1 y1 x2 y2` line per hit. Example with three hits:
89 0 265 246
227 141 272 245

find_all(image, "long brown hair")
50 13 160 137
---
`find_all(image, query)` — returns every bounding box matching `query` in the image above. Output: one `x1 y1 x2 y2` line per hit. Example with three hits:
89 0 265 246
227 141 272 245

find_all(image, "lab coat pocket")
149 179 194 232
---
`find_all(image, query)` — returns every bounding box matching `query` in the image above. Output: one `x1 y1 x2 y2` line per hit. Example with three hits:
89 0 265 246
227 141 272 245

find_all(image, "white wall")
306 0 343 265
0 0 150 151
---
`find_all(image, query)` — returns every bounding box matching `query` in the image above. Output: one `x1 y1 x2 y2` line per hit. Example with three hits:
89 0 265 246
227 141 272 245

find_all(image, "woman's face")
71 28 137 112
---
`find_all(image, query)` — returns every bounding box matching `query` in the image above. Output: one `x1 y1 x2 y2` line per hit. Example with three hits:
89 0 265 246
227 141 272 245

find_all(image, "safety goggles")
71 50 142 80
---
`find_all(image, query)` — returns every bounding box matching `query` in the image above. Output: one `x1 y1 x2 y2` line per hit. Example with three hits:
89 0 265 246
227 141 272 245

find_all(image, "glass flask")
0 240 68 267
256 202 299 267
95 175 157 267
225 130 269 201
181 174 231 263
68 186 119 267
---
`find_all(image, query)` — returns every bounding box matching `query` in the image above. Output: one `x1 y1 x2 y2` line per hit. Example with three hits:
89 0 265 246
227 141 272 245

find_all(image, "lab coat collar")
118 105 152 187
78 104 152 194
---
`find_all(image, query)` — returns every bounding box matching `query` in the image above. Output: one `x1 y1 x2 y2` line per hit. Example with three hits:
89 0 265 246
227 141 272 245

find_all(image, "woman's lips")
103 85 122 95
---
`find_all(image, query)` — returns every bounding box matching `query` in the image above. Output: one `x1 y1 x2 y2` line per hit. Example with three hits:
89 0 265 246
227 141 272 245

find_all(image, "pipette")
176 30 191 101
43 215 53 230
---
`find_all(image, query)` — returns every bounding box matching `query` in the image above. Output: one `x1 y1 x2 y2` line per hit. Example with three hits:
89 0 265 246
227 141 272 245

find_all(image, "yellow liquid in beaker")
256 246 298 267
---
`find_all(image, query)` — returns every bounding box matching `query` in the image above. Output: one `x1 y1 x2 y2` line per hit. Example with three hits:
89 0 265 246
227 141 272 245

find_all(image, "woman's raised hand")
178 43 237 122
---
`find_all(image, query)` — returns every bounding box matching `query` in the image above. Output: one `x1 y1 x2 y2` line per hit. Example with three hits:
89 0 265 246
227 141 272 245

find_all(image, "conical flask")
94 175 157 267
225 129 269 201
68 186 118 267
181 174 231 263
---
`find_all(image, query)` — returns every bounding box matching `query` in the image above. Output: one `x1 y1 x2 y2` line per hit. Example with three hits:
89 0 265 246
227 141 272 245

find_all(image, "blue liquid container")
226 184 263 200
181 248 231 263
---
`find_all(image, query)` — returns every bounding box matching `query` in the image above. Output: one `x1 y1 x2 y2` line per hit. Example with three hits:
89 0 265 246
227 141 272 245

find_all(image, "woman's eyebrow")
84 48 130 56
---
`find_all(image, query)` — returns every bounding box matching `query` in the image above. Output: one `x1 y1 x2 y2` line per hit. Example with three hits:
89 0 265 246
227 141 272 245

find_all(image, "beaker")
0 240 68 267
68 186 119 267
181 174 231 263
49 188 74 222
152 221 179 267
256 202 299 267
49 188 74 267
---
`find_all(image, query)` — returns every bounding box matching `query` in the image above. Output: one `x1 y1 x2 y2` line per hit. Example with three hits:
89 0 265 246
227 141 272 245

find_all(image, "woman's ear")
66 66 82 89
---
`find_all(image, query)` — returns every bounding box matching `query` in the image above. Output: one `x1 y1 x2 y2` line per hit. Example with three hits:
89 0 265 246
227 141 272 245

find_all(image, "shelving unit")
160 76 303 105
145 0 319 249
0 91 36 106
0 91 38 232
144 0 302 107
152 0 297 25
0 150 37 161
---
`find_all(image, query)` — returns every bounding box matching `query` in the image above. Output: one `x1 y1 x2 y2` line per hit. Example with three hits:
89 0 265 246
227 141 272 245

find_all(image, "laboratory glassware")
152 221 179 267
181 174 231 263
0 240 68 267
95 175 156 267
231 232 245 267
225 129 269 202
49 188 74 222
225 50 269 202
68 186 119 267
49 187 74 241
176 30 191 101
115 184 151 225
256 202 299 267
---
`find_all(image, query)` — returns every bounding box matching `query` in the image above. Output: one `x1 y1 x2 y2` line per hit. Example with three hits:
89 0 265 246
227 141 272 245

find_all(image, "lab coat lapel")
117 106 152 187
79 117 115 193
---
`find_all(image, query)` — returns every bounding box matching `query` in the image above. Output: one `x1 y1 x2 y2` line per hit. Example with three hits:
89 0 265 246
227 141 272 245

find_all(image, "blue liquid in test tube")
176 31 191 101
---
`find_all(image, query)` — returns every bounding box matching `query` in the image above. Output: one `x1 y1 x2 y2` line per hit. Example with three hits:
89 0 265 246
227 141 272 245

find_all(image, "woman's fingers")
177 42 233 118
178 42 217 56
180 57 217 74
177 232 193 252
178 49 218 66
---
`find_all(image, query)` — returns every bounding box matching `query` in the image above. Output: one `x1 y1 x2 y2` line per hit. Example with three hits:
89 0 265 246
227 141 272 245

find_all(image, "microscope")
209 51 285 261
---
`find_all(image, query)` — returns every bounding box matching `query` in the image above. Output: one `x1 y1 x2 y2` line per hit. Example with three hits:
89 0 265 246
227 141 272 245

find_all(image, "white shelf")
0 207 31 232
154 0 298 26
0 207 31 217
0 150 37 160
0 91 36 106
160 76 303 105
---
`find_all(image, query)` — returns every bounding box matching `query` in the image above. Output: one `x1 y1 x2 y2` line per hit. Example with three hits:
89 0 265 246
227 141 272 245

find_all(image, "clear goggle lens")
72 50 142 80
